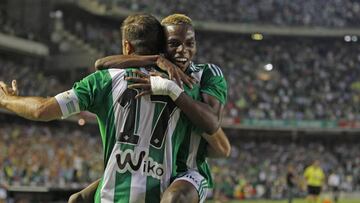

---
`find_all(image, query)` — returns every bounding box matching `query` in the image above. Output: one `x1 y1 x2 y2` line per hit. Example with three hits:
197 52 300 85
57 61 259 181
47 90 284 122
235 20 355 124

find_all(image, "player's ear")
123 40 134 55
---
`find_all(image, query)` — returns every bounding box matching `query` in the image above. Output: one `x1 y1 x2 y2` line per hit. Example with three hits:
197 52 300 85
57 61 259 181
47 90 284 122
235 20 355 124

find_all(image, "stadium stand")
0 57 76 97
1 120 359 200
58 9 360 121
1 1 360 202
0 120 102 188
98 0 360 27
210 137 360 200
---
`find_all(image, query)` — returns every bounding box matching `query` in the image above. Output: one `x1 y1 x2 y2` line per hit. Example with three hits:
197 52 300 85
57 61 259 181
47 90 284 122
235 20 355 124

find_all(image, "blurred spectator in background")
286 164 297 203
0 183 6 203
0 123 102 188
210 139 360 200
328 170 341 203
304 160 325 203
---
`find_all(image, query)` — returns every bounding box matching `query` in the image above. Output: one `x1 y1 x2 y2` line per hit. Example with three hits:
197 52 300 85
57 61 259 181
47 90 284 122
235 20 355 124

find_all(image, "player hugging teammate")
0 13 230 203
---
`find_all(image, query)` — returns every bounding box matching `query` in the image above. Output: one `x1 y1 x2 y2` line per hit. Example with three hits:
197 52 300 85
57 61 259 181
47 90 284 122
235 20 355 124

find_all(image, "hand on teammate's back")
126 70 183 100
156 55 196 88
126 70 152 99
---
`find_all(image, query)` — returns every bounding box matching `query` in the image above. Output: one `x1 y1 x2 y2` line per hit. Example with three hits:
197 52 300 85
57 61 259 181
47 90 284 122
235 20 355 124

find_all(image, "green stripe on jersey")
114 171 132 203
114 144 134 203
72 70 117 167
170 113 192 177
172 83 202 176
145 101 166 202
196 137 213 187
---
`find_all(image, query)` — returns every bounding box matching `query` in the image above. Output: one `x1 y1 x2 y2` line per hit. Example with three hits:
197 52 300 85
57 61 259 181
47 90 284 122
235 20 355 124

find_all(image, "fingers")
0 81 8 94
128 84 151 90
149 72 168 79
132 70 149 78
12 80 18 95
135 90 152 99
0 86 6 94
125 77 149 84
189 75 198 84
173 71 183 89
177 70 194 89
167 69 173 81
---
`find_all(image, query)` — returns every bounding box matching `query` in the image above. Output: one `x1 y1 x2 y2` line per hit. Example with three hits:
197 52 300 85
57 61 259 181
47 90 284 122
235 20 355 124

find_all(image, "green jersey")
55 68 201 203
175 63 228 188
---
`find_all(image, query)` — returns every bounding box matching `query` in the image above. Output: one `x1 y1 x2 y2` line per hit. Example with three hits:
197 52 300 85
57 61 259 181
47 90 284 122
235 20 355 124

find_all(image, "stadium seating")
0 122 102 188
2 2 360 202
210 138 360 199
59 11 360 120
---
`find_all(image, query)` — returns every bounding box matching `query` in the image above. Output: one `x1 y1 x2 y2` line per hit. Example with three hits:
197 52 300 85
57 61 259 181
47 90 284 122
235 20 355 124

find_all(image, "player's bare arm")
68 179 100 203
0 81 62 121
95 55 158 70
203 128 231 158
126 70 221 134
200 93 231 158
95 54 196 89
125 72 231 159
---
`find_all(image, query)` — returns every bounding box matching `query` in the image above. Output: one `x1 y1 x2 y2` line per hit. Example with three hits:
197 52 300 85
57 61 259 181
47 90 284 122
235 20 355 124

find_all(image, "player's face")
164 24 196 72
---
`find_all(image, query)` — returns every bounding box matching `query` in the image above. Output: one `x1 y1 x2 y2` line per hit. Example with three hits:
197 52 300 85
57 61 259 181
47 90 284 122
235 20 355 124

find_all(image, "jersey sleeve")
55 70 114 118
200 64 228 105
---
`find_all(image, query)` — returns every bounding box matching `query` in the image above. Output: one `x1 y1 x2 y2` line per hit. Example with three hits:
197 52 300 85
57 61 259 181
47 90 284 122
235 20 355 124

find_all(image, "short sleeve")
72 70 113 113
200 64 228 104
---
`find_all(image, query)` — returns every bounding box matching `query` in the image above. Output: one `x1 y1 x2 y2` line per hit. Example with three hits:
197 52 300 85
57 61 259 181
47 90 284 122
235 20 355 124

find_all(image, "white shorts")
173 170 209 203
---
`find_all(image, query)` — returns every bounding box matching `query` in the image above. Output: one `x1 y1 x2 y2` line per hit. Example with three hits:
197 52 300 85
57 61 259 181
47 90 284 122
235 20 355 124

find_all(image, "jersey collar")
185 61 197 75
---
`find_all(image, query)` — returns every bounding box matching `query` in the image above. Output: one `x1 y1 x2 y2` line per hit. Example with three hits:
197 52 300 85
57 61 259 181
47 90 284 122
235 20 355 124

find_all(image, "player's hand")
126 70 180 99
126 70 152 99
156 56 196 89
0 80 18 106
0 80 18 96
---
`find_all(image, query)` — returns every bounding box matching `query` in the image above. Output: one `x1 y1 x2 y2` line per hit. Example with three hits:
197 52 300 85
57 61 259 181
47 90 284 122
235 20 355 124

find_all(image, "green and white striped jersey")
175 62 228 189
55 67 201 203
55 62 227 202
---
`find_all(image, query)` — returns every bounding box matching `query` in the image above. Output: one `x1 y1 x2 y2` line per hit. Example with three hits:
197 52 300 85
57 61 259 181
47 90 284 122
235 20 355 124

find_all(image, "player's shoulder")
192 63 224 77
99 68 148 81
104 68 127 77
86 69 125 81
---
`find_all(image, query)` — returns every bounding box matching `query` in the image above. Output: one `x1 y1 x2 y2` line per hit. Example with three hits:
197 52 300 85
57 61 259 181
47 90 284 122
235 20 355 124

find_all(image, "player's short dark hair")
121 14 164 55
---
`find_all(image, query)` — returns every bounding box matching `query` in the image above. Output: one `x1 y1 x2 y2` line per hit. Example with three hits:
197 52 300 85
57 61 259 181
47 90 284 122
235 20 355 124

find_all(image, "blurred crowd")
0 57 77 97
1 121 359 200
210 139 360 200
59 12 360 121
0 6 39 42
195 33 360 121
0 123 103 188
99 0 360 27
62 11 121 56
4 17 360 121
